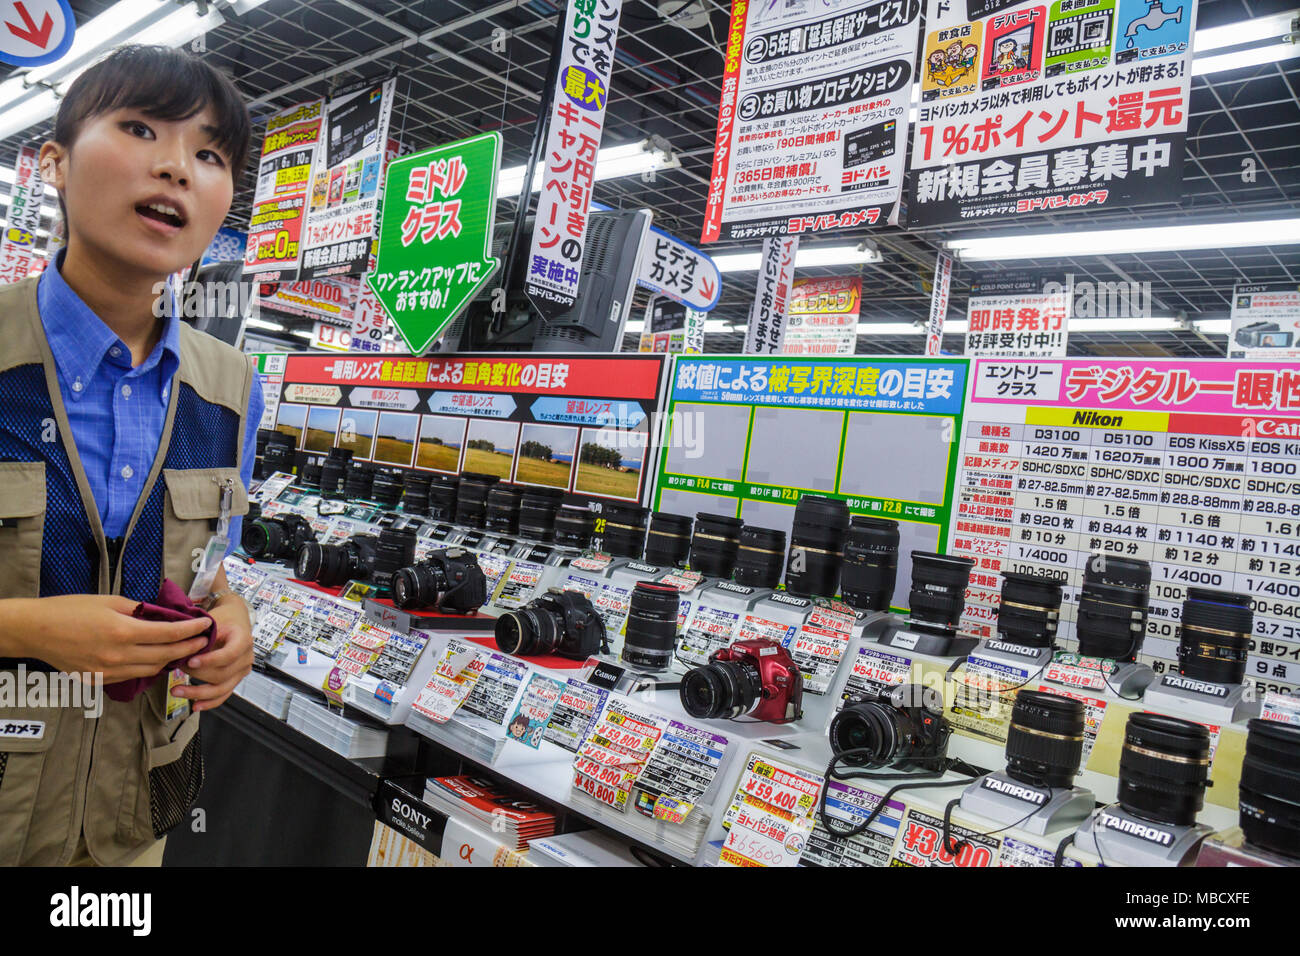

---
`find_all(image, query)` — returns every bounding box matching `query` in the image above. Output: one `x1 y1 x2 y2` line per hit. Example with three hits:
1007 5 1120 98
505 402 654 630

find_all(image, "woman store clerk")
0 45 262 866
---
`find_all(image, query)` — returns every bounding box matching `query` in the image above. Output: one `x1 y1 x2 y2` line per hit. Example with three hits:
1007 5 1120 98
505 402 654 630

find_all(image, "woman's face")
43 106 233 280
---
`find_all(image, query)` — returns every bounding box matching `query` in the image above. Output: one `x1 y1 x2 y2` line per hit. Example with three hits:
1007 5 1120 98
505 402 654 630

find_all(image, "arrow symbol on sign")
699 276 715 301
7 2 53 47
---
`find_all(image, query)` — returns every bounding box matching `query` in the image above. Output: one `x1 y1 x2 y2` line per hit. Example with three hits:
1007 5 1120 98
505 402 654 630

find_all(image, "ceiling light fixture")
947 218 1300 261
496 138 679 199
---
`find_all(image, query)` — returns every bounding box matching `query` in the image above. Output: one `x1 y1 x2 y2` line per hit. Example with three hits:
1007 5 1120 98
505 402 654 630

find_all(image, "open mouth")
135 202 186 229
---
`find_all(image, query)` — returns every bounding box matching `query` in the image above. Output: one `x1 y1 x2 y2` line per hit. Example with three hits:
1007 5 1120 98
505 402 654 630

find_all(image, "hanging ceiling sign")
0 144 44 284
245 99 324 281
636 227 721 312
744 236 798 354
0 0 74 67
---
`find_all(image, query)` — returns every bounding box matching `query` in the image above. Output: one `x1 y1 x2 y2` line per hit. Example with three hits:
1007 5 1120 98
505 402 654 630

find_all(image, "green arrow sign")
367 131 501 354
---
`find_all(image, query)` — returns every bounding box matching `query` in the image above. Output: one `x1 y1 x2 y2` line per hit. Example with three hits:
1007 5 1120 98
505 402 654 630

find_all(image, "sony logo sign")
391 797 431 831
981 776 1047 805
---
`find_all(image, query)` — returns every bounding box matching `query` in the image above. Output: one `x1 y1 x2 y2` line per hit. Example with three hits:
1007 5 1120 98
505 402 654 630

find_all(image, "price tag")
411 640 486 723
1262 691 1300 726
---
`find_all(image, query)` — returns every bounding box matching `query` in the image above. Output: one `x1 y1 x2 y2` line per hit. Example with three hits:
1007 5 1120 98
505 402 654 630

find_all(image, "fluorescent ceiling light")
245 318 287 332
1193 319 1231 335
1193 41 1300 76
713 244 881 273
496 139 679 199
948 218 1300 261
1194 10 1297 53
291 329 314 339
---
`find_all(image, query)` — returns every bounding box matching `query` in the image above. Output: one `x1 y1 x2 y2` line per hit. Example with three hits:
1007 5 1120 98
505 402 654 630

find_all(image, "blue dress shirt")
37 249 262 560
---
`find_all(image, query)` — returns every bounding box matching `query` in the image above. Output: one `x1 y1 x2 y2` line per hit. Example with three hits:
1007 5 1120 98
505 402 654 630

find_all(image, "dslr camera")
295 528 416 595
392 548 488 614
241 513 314 563
679 638 804 724
829 684 951 771
495 589 607 661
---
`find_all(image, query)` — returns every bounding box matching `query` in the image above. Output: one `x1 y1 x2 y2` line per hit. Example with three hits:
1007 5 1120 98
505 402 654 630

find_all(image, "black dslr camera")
494 589 607 660
829 684 951 771
242 513 314 563
391 548 488 614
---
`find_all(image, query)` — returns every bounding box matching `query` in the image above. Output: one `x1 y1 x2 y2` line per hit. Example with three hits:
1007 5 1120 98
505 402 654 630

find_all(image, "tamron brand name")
1099 812 1174 846
626 563 659 574
985 640 1040 657
716 582 754 594
770 594 809 607
1074 411 1123 427
981 776 1047 804
1163 675 1230 698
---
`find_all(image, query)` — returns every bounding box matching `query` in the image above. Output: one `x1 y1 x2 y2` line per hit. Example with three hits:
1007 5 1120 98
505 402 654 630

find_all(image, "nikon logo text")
1073 411 1123 427
50 886 151 936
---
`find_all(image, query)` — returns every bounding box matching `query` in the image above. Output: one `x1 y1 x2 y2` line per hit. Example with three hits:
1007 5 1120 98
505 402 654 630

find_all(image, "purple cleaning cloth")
104 578 217 703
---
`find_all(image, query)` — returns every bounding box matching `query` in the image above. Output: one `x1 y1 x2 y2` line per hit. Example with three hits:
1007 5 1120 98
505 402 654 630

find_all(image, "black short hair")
53 44 251 184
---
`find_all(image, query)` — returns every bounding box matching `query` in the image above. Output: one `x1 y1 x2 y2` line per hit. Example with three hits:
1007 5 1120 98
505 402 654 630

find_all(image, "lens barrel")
486 483 523 535
734 526 786 589
1177 588 1253 685
602 503 649 559
1077 555 1151 662
997 571 1066 649
907 552 975 634
519 487 563 541
456 473 498 528
1005 690 1084 789
258 430 296 479
370 469 403 508
840 516 899 612
785 495 849 598
680 658 761 720
402 472 432 516
622 582 680 671
496 606 560 657
644 512 692 567
555 501 595 549
428 475 459 521
690 513 742 579
372 528 417 594
1118 712 1211 827
320 447 352 498
345 461 375 501
1239 718 1300 859
299 456 323 490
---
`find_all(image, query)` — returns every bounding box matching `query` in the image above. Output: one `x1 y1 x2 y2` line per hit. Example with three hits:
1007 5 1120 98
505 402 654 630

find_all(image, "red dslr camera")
679 638 804 724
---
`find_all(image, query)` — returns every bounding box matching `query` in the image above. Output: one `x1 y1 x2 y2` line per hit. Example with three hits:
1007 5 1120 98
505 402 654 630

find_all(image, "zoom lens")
495 590 605 660
402 473 432 516
555 501 595 549
734 526 786 589
622 582 680 671
1177 588 1253 685
486 483 523 535
372 528 417 594
907 552 975 635
602 503 648 559
519 487 563 541
241 514 312 562
827 686 950 771
1239 718 1300 859
997 571 1066 649
1005 690 1084 789
785 495 849 598
645 512 692 567
496 606 560 656
371 469 403 508
428 475 459 521
392 548 487 613
296 535 378 588
456 472 498 528
680 658 761 720
344 462 375 500
298 456 323 490
1077 554 1151 662
258 430 296 480
1086 554 1151 589
690 513 742 579
840 516 899 612
1118 712 1211 827
320 447 352 498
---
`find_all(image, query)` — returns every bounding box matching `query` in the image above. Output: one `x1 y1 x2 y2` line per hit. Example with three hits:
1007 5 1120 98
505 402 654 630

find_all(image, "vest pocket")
0 461 46 600
162 466 249 595
0 705 64 865
145 716 204 839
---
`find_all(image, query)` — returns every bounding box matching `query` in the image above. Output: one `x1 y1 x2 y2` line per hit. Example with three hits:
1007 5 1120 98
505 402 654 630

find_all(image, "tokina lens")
602 503 649 559
486 483 523 535
258 430 295 479
840 516 899 612
494 590 605 660
1239 718 1300 859
519 487 563 541
428 475 459 521
402 473 432 516
371 528 417 594
734 526 786 589
785 494 849 598
370 469 403 508
907 552 975 635
690 513 742 578
344 462 375 500
555 501 595 549
645 512 692 567
1077 555 1151 662
997 571 1066 649
621 582 680 670
456 472 498 528
1005 690 1084 789
1118 712 1211 827
1177 588 1253 685
299 456 323 490
296 535 379 588
680 658 762 720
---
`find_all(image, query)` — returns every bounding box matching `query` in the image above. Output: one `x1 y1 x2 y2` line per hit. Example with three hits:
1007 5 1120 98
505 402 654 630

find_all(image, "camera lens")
1085 555 1151 589
519 487 564 541
785 494 849 598
602 503 648 559
555 501 595 549
370 469 403 508
496 606 560 657
840 516 899 612
997 571 1066 649
392 550 487 613
1005 690 1084 789
830 699 900 768
622 582 680 671
496 592 604 660
456 472 498 528
393 562 442 611
644 512 692 567
428 475 459 521
690 513 742 579
402 473 432 516
1239 718 1300 859
1076 555 1151 662
907 551 975 634
299 456 323 490
372 528 417 594
733 526 786 589
295 541 328 582
1118 712 1211 827
320 448 351 498
241 518 280 559
828 685 950 771
258 430 296 479
680 658 761 720
486 483 523 535
345 461 375 500
256 428 272 458
1177 588 1253 685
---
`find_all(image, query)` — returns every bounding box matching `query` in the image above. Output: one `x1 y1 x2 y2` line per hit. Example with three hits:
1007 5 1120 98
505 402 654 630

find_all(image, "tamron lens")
840 516 899 612
734 526 786 589
402 472 432 516
320 447 352 498
689 513 742 579
1238 718 1300 859
370 469 403 508
486 483 523 535
428 475 459 521
1176 588 1253 685
621 582 680 671
344 461 375 500
996 571 1066 649
555 501 595 549
785 494 849 598
1004 690 1084 789
601 502 649 559
392 548 487 614
645 511 692 567
296 534 380 588
1118 713 1211 827
298 456 324 490
1076 555 1151 661
519 487 563 541
370 528 417 594
456 472 498 528
907 551 975 635
495 589 606 660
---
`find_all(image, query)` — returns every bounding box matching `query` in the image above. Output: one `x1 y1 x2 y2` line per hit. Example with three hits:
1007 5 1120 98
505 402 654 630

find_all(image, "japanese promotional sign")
245 99 323 280
965 273 1071 357
954 358 1300 696
1229 282 1300 361
525 0 624 321
702 0 921 243
257 275 359 328
367 132 502 355
926 251 954 356
636 226 721 311
300 78 396 280
639 297 706 354
745 236 798 354
784 276 862 356
268 352 669 506
910 0 1198 225
0 144 43 284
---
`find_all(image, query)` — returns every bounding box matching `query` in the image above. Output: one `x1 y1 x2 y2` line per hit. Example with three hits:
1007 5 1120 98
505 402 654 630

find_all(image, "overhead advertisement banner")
257 276 359 328
636 227 721 312
1229 282 1300 361
784 276 861 356
525 0 625 321
744 236 798 354
0 144 43 284
910 0 1198 226
965 273 1071 357
701 0 922 243
926 251 954 356
245 99 323 280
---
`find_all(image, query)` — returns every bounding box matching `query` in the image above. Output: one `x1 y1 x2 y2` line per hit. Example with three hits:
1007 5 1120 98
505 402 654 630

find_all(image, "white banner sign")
965 279 1071 358
0 145 44 284
744 236 798 354
1229 282 1300 361
926 251 952 356
636 227 720 311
